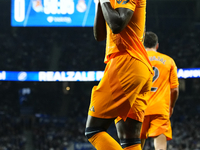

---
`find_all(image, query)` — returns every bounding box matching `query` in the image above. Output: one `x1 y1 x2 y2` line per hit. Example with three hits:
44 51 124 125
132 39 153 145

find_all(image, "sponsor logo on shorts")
89 106 95 112
116 0 129 4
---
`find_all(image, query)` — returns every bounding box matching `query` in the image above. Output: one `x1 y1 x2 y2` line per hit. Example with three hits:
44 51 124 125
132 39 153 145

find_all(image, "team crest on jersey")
89 106 95 112
116 0 129 4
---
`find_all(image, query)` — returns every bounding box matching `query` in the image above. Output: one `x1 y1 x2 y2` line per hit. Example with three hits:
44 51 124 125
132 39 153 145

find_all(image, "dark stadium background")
0 0 200 150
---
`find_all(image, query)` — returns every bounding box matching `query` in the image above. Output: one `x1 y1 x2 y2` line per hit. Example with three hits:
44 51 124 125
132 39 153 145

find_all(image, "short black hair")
144 31 158 48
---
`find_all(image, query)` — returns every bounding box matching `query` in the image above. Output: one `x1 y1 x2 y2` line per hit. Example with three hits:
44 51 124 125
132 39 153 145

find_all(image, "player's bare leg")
116 118 142 150
85 115 123 150
154 134 167 150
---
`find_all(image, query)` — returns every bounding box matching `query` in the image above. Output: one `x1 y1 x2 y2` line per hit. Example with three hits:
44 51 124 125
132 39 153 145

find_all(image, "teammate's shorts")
140 114 172 141
88 51 152 121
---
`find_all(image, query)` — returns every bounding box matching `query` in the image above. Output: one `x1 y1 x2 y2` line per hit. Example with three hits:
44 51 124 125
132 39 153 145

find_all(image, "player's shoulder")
156 52 177 67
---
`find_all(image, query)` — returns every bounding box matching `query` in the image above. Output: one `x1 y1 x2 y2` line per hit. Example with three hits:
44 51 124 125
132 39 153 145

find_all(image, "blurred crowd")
0 94 200 150
156 28 200 69
0 27 105 72
0 114 26 150
0 26 200 72
32 116 86 150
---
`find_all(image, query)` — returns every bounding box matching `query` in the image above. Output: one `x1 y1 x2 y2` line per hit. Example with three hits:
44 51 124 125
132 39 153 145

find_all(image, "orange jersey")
104 0 153 74
145 51 179 116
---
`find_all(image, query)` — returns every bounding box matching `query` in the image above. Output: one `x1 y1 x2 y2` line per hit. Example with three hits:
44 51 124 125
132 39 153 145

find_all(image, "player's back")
145 51 178 117
105 0 153 74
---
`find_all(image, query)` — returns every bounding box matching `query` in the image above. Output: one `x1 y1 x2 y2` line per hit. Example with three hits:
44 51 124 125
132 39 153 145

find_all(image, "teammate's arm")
100 1 134 34
170 87 179 117
169 59 179 117
94 2 106 41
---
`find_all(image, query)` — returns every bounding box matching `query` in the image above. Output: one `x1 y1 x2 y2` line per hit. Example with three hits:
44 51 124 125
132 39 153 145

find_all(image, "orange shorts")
88 52 152 121
140 114 172 141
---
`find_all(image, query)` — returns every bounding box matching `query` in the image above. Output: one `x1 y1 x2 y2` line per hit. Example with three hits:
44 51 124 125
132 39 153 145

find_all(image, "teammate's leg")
116 118 142 150
154 134 167 150
85 115 123 150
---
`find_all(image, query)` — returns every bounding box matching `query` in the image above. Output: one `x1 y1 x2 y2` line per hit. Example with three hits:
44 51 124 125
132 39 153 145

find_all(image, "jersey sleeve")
115 0 137 11
169 59 179 89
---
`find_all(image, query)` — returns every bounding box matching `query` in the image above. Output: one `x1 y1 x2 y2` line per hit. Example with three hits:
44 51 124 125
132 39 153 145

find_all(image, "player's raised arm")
100 0 134 34
93 1 106 41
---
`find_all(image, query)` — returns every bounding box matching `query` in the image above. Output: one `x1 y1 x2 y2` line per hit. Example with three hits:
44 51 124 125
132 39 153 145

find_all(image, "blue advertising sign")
177 68 200 79
11 0 97 27
0 69 200 82
0 71 104 81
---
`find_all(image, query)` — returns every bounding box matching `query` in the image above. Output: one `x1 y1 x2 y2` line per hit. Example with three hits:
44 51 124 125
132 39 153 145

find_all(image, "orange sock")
88 131 123 150
123 144 141 150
